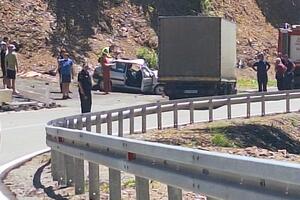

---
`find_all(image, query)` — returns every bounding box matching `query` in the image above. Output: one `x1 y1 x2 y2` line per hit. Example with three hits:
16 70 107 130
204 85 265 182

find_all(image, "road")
0 78 165 166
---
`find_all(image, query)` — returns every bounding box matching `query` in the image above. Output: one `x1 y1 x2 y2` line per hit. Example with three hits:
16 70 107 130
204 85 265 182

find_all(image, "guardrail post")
57 152 67 186
89 162 100 200
96 114 101 133
85 115 100 199
286 91 290 113
74 157 85 194
130 109 134 134
118 111 124 137
107 113 112 135
246 95 251 118
174 103 178 128
189 101 194 124
142 107 147 133
157 103 162 130
227 97 231 119
74 116 85 194
109 169 121 200
107 116 122 200
209 99 213 122
261 94 265 116
168 185 182 200
86 115 92 131
136 176 149 200
65 119 76 186
51 150 59 181
65 155 75 186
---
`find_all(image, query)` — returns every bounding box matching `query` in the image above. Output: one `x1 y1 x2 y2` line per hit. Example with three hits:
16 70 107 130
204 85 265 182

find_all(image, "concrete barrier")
0 89 12 103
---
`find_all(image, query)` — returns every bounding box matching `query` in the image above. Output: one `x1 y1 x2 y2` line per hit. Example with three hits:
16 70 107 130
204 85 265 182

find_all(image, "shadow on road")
33 160 68 200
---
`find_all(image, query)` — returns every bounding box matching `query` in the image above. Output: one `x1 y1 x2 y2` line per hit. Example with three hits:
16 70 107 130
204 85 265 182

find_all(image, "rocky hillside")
0 0 299 78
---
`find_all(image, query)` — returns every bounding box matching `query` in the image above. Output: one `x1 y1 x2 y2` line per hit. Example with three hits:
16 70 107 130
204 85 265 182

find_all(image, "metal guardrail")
46 90 300 200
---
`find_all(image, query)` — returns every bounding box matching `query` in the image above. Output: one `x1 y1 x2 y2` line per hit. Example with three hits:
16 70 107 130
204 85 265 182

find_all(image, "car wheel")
154 85 165 95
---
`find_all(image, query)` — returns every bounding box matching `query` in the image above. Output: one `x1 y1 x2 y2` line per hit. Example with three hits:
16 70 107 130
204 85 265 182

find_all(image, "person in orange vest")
100 47 114 94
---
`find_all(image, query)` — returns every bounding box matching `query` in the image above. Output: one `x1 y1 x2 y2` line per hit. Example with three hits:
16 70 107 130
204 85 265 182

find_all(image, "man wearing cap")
78 62 92 113
252 53 271 92
5 44 19 94
0 41 7 88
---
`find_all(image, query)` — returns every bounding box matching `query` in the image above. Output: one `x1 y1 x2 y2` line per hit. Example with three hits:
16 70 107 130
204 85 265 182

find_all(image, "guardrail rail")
46 90 300 200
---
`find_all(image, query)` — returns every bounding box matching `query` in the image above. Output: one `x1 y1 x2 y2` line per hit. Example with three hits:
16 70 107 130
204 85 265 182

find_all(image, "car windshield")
112 62 126 73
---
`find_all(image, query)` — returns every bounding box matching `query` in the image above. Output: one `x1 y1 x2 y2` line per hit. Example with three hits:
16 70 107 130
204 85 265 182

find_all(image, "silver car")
93 59 164 95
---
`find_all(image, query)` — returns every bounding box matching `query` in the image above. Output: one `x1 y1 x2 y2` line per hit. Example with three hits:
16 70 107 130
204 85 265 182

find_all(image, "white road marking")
1 123 45 131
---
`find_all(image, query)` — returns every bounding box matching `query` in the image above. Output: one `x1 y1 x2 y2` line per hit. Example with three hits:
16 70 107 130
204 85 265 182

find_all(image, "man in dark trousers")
78 63 92 113
252 53 271 92
282 54 295 90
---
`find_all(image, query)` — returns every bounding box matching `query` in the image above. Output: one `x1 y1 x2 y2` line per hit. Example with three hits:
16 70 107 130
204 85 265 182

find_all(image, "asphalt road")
1 78 299 167
0 78 166 166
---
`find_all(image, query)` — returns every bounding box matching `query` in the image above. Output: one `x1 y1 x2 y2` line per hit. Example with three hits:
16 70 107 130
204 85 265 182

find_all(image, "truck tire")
154 85 165 95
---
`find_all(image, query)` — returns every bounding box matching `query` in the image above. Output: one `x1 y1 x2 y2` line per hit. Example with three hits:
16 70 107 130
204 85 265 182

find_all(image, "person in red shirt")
100 47 114 94
275 58 287 91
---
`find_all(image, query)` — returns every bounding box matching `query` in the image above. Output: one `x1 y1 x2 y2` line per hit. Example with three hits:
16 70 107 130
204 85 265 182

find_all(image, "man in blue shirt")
59 52 73 99
252 53 271 92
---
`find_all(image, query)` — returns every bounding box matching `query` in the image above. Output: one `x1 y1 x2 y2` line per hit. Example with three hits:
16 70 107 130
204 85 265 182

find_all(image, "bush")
211 134 235 147
136 47 158 69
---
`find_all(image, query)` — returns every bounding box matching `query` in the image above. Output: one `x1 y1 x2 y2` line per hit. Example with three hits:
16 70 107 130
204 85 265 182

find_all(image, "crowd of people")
0 36 19 94
1 36 297 113
56 45 116 113
252 52 296 92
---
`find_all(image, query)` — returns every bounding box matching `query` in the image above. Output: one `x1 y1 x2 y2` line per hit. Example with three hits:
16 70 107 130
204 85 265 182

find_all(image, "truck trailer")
158 16 237 99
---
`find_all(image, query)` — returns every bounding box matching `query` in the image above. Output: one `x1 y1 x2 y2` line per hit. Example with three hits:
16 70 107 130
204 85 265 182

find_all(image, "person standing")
78 62 92 113
252 53 271 92
275 58 287 91
59 52 74 99
0 41 7 88
100 47 114 94
57 48 66 93
282 54 295 90
5 44 19 94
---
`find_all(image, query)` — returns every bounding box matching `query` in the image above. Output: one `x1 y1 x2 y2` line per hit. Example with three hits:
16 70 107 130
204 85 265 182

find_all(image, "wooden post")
189 101 194 124
261 94 265 116
209 99 213 122
142 107 147 133
286 92 290 113
227 97 231 119
157 103 162 130
246 95 251 118
174 103 178 128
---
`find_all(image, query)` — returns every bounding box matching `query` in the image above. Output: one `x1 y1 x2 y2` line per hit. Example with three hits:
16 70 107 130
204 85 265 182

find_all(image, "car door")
141 66 153 93
110 62 126 87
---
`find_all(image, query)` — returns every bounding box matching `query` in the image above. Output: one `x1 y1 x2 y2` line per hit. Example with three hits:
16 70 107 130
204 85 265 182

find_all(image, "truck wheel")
154 85 165 95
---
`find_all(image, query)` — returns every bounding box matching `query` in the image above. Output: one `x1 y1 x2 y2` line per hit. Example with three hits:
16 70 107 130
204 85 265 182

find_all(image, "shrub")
211 134 235 147
136 47 158 69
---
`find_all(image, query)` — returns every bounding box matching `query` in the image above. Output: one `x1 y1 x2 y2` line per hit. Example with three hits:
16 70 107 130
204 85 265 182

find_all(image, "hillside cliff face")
0 0 299 78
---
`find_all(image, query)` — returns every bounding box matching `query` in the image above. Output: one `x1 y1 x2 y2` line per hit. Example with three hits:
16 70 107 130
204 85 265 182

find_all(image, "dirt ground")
3 113 300 199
